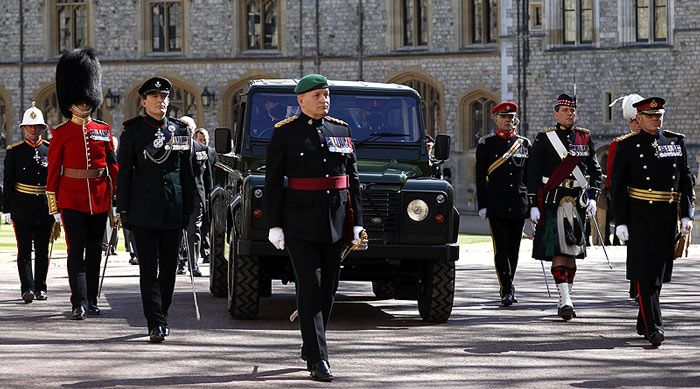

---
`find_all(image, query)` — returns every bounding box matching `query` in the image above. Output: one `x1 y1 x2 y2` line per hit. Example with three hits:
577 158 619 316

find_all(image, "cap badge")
650 100 658 108
29 111 37 119
155 81 161 88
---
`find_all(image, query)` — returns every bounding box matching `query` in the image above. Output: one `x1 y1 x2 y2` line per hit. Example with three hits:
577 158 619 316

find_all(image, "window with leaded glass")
148 0 183 53
464 0 498 45
401 0 428 47
636 0 667 42
464 97 495 149
54 0 87 54
245 0 279 50
563 0 593 44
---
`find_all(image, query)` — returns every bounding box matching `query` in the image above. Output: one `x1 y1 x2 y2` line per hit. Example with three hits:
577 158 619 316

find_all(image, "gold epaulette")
540 127 556 133
663 129 685 138
274 116 298 128
574 127 590 133
6 140 24 150
324 116 348 126
92 118 108 126
613 132 636 143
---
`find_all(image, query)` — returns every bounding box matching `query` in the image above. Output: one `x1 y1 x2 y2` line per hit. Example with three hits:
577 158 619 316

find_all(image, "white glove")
680 217 693 236
53 213 62 225
352 226 364 243
3 213 12 224
530 207 540 224
268 227 285 250
616 225 629 242
586 199 597 216
478 208 487 219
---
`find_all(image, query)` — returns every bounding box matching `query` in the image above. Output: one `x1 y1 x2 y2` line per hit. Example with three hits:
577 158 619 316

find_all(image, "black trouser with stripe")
13 221 53 295
635 281 663 335
62 209 107 310
131 226 181 331
488 217 525 296
286 237 344 366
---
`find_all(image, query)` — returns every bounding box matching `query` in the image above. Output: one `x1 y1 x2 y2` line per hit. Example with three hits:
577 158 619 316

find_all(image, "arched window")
388 74 443 139
459 92 497 150
37 89 64 132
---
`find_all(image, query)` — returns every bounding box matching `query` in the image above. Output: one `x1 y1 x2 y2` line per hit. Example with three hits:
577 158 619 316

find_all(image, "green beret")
294 74 328 94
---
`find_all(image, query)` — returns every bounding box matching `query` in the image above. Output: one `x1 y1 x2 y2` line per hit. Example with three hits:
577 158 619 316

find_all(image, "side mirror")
214 127 232 154
434 134 451 161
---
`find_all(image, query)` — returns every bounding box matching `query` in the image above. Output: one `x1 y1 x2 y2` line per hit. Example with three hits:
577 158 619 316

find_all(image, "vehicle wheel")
227 218 259 319
371 280 396 300
417 260 455 323
208 196 228 297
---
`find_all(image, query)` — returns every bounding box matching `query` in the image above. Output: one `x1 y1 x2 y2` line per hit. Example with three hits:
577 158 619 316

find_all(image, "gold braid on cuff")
46 191 58 214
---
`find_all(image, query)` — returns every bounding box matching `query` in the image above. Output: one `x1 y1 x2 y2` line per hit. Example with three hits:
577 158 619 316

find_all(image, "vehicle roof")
244 79 419 95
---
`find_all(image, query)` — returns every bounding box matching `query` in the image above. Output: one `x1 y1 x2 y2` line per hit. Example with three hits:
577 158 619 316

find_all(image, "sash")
486 138 524 181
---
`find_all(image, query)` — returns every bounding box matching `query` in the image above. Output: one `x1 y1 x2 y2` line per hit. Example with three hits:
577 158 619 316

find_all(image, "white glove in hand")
680 217 693 236
268 227 285 250
530 207 540 224
352 226 364 243
586 199 597 216
53 213 62 225
616 225 629 242
478 208 487 219
4 213 12 224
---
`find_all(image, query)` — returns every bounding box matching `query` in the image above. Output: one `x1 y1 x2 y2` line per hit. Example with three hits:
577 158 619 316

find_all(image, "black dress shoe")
558 305 576 321
129 257 139 265
36 291 48 300
72 306 86 320
649 330 665 347
176 268 186 275
501 294 514 306
310 360 333 382
22 290 35 304
202 256 210 264
192 269 202 277
149 326 166 343
87 304 101 315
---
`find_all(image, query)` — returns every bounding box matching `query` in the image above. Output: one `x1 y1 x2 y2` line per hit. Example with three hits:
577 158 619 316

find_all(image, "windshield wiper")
355 132 411 147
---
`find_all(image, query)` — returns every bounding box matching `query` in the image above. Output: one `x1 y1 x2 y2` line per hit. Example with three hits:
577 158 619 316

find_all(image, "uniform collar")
640 128 661 139
71 115 92 126
299 112 324 127
556 123 573 131
24 137 43 148
143 114 167 129
496 129 516 140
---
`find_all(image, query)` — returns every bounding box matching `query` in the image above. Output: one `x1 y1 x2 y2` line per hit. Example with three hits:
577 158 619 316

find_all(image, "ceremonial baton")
290 230 369 322
588 213 613 269
530 220 551 297
98 219 119 299
183 230 201 321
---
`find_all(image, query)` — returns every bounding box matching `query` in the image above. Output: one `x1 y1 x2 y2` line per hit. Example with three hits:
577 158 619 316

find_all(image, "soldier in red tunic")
46 48 119 320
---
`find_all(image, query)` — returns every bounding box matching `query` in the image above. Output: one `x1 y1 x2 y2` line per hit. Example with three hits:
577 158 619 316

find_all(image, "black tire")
227 219 260 319
208 197 228 297
371 280 396 300
417 260 455 323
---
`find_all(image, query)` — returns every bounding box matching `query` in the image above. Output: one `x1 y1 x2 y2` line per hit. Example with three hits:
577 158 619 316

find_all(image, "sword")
98 219 119 299
183 230 201 321
589 214 613 269
530 220 551 297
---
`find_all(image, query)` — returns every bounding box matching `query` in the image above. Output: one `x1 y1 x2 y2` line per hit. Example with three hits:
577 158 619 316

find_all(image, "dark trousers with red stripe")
488 217 524 296
62 209 108 310
13 221 53 294
286 237 344 366
635 281 663 335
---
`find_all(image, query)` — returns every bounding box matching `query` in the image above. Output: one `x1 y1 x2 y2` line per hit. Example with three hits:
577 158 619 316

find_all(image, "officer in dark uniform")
475 102 531 306
265 74 364 382
117 76 195 343
193 128 217 264
3 103 54 303
527 94 602 321
611 97 695 347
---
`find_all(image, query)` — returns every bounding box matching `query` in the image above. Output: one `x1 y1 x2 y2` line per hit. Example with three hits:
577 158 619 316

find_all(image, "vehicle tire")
371 280 396 300
208 195 228 297
227 219 260 319
417 260 455 323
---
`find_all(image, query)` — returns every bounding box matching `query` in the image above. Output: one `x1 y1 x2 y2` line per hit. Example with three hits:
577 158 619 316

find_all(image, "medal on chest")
326 136 354 153
653 140 682 158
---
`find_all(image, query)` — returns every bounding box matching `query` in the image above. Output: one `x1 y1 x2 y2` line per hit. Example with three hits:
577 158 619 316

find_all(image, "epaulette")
574 127 590 133
477 133 495 144
663 129 685 138
6 140 23 150
122 116 141 127
613 131 636 143
274 115 298 128
324 116 348 126
540 127 556 133
92 118 108 126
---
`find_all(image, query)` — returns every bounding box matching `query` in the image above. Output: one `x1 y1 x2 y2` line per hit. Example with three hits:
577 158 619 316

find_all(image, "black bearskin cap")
56 48 103 119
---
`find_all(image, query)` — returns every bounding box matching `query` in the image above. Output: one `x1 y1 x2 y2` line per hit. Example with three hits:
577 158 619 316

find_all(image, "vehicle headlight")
407 199 429 222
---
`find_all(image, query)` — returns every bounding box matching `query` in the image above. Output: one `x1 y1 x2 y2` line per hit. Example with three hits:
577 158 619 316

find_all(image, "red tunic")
46 116 119 215
605 139 618 188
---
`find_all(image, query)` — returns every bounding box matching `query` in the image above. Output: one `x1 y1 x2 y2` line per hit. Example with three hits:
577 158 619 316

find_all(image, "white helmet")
20 102 48 130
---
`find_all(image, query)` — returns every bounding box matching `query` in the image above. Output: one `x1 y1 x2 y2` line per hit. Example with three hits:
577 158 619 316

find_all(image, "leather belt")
62 167 106 179
288 176 349 191
15 183 46 195
628 187 680 203
542 177 582 189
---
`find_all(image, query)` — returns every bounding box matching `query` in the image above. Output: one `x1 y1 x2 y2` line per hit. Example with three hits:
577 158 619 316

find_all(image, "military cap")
633 97 665 115
492 101 518 115
554 93 576 110
294 74 328 94
138 76 172 97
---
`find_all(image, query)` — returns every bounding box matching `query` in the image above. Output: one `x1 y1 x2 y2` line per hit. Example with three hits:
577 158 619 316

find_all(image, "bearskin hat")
55 48 103 119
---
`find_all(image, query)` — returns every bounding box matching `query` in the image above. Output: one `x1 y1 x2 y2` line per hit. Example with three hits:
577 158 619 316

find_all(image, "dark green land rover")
209 79 460 323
